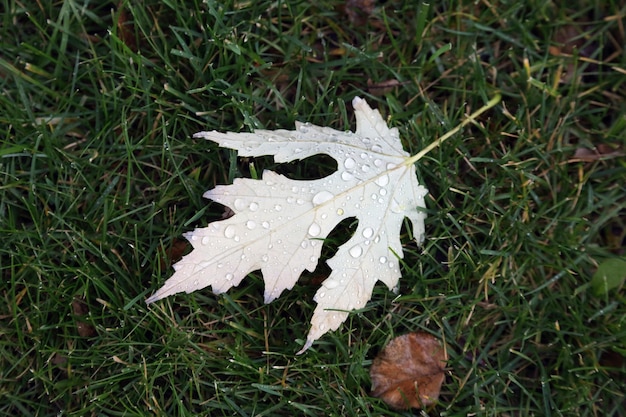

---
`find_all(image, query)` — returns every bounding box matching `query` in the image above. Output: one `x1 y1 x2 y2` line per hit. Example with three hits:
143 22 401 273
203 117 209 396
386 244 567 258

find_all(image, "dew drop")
336 208 344 215
373 159 382 167
341 172 354 181
379 256 387 264
296 198 305 205
201 236 210 245
224 225 236 238
360 152 368 159
361 164 370 172
234 199 246 210
225 273 233 281
301 241 308 249
262 221 270 229
379 188 387 196
246 220 256 230
318 292 325 299
274 204 283 211
287 197 295 204
344 157 356 169
386 163 397 169
372 144 383 153
249 202 259 211
190 235 198 241
262 255 269 262
217 263 223 268
324 279 339 289
362 227 374 239
349 245 363 258
312 190 334 206
308 223 321 237
375 175 389 186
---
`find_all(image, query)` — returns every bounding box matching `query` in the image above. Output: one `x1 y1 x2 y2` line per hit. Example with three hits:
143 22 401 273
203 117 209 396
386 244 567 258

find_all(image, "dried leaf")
548 23 597 84
72 297 96 338
370 332 447 410
549 25 588 57
345 0 376 26
571 144 624 162
159 238 189 270
367 79 407 96
116 1 137 52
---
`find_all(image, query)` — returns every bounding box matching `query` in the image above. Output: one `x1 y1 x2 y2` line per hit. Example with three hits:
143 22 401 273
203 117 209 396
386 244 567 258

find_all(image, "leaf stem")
406 94 501 165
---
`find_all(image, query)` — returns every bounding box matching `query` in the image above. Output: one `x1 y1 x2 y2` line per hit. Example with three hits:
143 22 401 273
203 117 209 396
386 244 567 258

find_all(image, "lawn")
1 0 625 416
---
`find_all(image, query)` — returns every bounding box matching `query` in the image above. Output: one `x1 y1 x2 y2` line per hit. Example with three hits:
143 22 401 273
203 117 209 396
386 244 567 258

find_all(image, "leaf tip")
296 338 314 355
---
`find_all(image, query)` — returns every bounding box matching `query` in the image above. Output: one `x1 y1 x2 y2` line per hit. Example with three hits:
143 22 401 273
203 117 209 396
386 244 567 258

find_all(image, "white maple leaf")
147 95 500 353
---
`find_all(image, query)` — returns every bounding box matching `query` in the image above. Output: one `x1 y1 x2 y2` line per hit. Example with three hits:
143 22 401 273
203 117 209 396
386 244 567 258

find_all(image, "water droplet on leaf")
376 175 389 186
312 190 334 206
324 279 339 289
234 199 246 210
308 223 321 237
349 245 363 258
224 225 236 238
341 172 354 181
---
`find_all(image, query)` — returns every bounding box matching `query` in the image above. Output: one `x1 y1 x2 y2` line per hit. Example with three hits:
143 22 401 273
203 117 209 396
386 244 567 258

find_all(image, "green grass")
1 0 625 415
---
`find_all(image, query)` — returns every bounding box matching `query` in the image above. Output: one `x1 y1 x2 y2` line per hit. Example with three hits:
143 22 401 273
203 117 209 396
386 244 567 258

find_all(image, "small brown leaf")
159 238 190 270
117 2 137 52
345 0 376 26
367 79 408 96
72 297 96 338
370 332 447 410
571 144 624 162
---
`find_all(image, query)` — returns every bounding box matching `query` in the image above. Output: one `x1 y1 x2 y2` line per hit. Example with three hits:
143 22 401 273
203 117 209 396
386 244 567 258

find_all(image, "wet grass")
1 0 625 415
